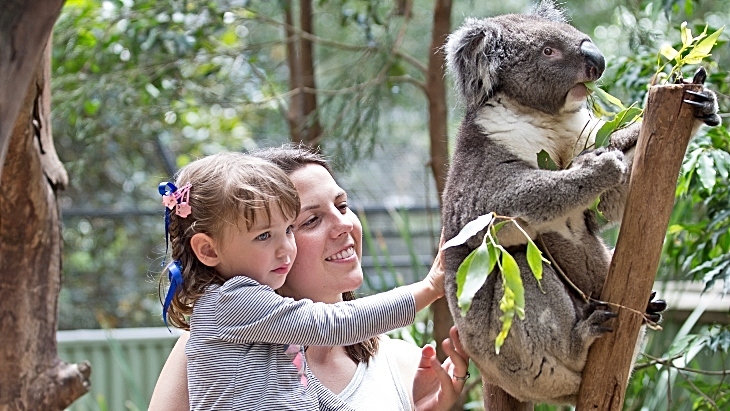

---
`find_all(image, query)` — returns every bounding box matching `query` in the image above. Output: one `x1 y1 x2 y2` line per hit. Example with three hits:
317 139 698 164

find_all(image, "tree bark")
284 1 304 143
483 383 534 411
0 0 65 182
0 34 90 410
284 0 321 146
575 84 702 410
298 0 321 145
426 0 454 364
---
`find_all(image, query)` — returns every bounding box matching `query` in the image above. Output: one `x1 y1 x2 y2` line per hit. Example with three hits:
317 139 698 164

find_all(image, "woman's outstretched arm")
149 332 190 411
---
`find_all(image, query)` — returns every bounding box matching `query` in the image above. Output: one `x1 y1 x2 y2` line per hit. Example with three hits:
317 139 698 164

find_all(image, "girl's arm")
148 332 190 411
209 277 416 346
207 244 444 347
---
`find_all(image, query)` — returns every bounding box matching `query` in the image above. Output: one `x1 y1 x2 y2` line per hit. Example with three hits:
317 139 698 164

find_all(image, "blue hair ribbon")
162 260 184 328
159 182 178 263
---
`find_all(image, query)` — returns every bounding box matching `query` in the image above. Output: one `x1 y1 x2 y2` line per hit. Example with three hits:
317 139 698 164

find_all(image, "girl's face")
213 208 297 290
278 164 363 303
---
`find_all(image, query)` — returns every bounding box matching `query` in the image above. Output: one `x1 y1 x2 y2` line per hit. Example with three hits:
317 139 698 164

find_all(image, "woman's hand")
412 326 471 411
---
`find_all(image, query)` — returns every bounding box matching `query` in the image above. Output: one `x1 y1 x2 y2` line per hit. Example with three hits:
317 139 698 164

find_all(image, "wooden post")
575 83 702 410
484 383 533 411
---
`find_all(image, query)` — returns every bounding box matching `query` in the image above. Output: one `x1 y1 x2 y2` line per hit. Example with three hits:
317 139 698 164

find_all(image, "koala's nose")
581 40 605 80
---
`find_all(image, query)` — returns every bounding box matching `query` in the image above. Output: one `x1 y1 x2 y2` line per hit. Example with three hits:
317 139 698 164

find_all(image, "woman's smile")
325 245 356 262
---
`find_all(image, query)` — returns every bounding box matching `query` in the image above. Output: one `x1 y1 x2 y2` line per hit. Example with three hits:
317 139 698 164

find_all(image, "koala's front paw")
684 67 721 127
573 149 628 185
645 291 667 324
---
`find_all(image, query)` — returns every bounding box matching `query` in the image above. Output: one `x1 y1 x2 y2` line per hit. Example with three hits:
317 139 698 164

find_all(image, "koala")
441 0 720 405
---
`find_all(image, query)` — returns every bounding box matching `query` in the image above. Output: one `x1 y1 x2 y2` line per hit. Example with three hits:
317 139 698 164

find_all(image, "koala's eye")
543 47 554 56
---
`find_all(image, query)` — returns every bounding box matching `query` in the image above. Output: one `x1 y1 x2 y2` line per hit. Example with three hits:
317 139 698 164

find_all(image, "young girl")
158 152 445 410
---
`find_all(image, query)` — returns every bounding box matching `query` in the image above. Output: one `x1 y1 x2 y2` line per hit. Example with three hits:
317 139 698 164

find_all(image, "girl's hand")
425 233 446 297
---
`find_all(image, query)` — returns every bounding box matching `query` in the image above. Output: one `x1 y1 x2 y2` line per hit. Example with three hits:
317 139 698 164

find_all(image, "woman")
149 145 468 410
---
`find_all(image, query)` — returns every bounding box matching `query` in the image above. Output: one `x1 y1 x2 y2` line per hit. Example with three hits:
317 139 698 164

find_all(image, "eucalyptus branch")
675 365 720 411
394 50 428 75
388 75 427 92
242 4 424 77
641 353 730 377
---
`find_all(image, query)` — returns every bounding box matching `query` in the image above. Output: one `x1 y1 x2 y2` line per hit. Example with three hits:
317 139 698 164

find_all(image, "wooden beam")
0 0 65 181
484 382 533 411
575 83 702 410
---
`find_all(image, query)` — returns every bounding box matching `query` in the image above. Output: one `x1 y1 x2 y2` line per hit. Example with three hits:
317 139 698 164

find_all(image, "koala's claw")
582 301 618 335
645 291 667 324
683 89 722 127
692 67 708 85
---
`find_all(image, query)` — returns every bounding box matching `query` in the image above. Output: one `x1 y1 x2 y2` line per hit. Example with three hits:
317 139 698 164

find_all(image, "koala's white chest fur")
473 94 604 247
474 94 602 168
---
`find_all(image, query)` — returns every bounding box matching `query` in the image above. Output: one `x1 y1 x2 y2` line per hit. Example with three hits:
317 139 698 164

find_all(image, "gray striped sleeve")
214 276 416 346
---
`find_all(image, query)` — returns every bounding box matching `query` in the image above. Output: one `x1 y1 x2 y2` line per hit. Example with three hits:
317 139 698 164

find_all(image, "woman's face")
278 164 364 303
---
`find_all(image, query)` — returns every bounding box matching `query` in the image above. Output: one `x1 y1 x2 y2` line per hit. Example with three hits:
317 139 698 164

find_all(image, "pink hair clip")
161 182 192 218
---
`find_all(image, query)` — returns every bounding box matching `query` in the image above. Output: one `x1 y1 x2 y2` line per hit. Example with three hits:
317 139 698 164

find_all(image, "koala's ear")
531 0 568 23
445 18 501 109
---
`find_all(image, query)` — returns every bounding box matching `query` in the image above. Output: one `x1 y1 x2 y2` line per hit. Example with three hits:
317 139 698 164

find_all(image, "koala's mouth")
567 83 588 102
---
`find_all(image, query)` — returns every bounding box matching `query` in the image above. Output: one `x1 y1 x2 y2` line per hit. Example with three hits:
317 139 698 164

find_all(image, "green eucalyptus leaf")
492 220 509 234
680 22 692 49
495 293 515 354
501 251 525 316
594 106 643 148
692 26 722 56
710 150 730 180
443 213 494 249
526 240 544 281
660 44 680 61
684 26 724 64
455 241 494 314
586 81 625 110
696 153 717 193
537 149 558 170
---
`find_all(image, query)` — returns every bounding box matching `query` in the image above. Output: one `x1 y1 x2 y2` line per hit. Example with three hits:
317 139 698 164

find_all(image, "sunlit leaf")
696 154 716 193
501 251 525 315
660 44 679 61
680 22 692 49
586 81 625 110
442 213 494 249
526 240 544 281
693 26 724 56
684 26 724 64
456 241 495 314
495 294 514 354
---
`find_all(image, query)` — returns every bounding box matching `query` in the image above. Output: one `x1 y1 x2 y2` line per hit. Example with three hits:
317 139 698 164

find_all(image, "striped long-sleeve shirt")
186 275 416 410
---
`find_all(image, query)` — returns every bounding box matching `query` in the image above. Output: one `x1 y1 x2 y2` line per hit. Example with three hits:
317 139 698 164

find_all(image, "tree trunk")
0 0 65 182
284 0 321 146
298 0 321 145
575 84 702 410
483 383 533 411
0 34 91 410
283 1 304 143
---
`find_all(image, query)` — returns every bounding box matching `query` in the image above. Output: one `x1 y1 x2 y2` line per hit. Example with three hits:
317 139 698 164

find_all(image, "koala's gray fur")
441 0 719 405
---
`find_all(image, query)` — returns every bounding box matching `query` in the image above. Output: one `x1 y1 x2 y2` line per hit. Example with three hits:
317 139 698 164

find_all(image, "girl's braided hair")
159 152 299 330
249 144 380 364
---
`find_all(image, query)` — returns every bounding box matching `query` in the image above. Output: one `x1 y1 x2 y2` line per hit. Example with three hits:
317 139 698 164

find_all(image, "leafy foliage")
444 213 547 354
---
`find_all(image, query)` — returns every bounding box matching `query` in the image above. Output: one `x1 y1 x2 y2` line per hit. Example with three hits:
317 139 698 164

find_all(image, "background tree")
0 1 91 409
